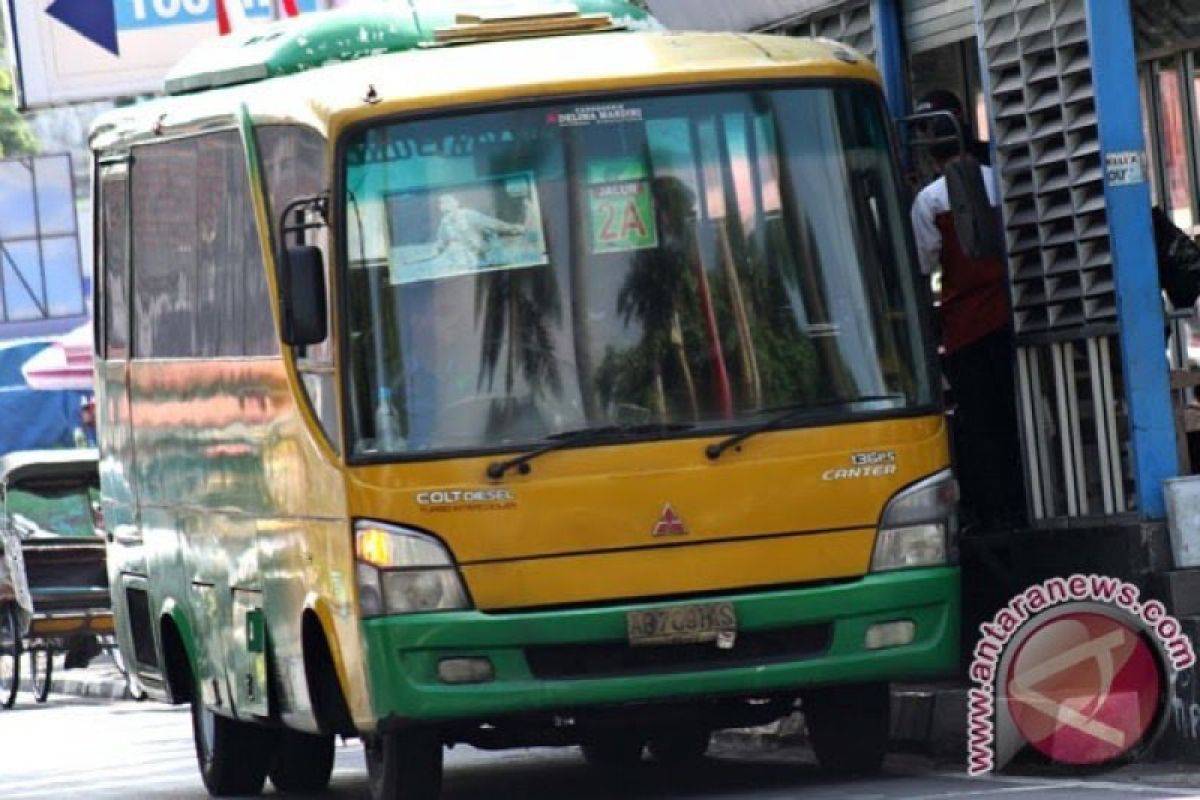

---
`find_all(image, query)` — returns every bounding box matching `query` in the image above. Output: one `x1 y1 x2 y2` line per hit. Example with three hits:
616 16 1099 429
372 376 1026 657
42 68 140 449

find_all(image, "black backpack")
1152 205 1200 310
944 155 1006 261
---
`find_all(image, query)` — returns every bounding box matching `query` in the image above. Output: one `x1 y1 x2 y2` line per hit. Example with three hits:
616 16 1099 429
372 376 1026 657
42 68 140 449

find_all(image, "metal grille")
1015 336 1135 522
980 0 1115 336
978 0 1135 524
767 1 877 61
905 0 978 55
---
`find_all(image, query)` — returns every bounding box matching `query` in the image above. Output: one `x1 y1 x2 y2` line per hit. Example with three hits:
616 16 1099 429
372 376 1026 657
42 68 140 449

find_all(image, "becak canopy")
21 323 93 391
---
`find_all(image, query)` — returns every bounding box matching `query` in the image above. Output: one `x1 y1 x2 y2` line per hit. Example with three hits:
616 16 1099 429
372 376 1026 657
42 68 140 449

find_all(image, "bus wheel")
364 730 443 800
580 734 645 768
191 687 278 795
269 730 335 793
647 728 711 764
801 682 889 775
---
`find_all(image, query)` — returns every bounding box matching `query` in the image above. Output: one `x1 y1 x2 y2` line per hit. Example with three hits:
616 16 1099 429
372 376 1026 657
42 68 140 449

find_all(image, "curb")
48 670 133 701
14 657 133 703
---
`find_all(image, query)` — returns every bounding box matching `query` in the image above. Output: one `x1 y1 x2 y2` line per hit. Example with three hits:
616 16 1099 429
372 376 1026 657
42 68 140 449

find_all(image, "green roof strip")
163 7 425 95
163 1 661 97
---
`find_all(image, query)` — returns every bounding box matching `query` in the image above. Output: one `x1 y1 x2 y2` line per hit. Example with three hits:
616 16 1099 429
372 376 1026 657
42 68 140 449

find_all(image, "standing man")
910 90 1026 529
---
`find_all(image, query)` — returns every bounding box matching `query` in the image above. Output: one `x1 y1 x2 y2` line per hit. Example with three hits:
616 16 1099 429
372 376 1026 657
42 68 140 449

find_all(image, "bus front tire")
269 730 336 793
364 730 443 800
801 682 889 775
191 689 278 796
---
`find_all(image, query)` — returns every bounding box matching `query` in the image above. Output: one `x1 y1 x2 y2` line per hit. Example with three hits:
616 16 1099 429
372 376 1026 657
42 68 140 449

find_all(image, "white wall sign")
3 0 324 110
1104 150 1147 188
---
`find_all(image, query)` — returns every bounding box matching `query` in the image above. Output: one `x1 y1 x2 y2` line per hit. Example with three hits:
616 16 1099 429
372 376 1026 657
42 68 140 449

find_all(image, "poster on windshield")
385 173 549 286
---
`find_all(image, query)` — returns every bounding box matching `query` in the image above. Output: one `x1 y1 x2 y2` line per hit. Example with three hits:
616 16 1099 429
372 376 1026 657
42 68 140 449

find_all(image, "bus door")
96 157 158 683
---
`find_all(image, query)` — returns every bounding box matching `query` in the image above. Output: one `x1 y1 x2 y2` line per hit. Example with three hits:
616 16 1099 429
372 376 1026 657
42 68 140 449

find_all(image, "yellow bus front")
325 35 960 744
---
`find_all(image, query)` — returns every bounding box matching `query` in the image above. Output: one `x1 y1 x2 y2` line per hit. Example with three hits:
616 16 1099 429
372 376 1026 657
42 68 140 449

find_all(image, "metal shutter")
904 0 978 54
772 0 877 61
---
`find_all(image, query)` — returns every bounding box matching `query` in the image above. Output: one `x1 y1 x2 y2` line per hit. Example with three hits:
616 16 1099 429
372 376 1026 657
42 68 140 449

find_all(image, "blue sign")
46 0 324 56
116 0 322 31
46 1 118 55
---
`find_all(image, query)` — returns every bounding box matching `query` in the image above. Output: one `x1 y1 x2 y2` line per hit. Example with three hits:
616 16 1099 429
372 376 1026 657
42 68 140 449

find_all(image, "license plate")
626 602 737 646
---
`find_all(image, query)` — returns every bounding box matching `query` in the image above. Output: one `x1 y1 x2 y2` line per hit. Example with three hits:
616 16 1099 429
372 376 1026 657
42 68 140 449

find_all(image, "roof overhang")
645 0 840 32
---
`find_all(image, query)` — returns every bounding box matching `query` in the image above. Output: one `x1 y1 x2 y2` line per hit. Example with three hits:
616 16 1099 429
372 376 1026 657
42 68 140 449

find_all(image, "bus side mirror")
282 245 328 347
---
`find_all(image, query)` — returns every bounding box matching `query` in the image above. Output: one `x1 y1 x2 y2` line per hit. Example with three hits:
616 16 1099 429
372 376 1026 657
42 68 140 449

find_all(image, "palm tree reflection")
474 259 563 438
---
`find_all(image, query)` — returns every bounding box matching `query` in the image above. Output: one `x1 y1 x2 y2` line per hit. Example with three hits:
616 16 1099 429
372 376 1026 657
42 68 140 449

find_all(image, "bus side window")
130 132 266 361
98 168 129 359
257 126 339 453
131 138 200 359
198 132 269 359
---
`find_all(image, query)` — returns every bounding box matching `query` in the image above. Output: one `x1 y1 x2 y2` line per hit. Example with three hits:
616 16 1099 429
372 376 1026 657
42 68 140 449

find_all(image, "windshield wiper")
704 395 906 461
486 422 694 480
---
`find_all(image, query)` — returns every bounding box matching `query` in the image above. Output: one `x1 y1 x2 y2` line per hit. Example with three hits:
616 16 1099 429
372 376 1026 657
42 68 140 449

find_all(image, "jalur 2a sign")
3 1 322 110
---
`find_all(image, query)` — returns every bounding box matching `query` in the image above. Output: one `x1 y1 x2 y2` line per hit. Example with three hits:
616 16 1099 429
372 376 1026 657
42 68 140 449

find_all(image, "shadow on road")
322 748 909 800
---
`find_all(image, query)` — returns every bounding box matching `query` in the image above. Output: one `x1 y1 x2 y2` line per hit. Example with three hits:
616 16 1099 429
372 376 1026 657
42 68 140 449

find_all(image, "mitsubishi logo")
652 504 687 536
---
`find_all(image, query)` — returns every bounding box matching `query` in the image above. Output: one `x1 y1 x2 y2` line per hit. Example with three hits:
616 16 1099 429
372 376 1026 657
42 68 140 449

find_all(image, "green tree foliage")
0 50 37 157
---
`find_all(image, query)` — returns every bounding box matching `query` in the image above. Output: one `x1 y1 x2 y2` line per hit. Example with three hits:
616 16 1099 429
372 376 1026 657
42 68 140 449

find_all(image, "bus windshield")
341 85 932 458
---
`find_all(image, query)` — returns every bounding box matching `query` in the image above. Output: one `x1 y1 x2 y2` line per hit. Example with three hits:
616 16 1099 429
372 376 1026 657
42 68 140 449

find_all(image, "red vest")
935 210 1011 354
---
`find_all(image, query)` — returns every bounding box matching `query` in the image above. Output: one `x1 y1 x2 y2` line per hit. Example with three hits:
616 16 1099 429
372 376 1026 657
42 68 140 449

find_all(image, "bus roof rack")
433 9 622 46
163 1 659 97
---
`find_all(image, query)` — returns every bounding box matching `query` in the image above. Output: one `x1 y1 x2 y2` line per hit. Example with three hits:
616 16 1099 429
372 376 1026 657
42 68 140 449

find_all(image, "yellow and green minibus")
92 3 959 798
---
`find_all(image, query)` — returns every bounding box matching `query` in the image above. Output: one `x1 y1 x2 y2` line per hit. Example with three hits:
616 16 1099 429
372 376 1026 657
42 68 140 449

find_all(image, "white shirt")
910 164 1000 275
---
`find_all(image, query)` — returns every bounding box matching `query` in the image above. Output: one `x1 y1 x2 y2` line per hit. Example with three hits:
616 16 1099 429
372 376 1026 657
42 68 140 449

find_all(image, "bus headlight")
870 470 958 572
355 521 471 615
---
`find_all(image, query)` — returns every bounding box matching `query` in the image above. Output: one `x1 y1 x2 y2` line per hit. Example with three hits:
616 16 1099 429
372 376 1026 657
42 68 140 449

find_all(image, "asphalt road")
6 696 1200 799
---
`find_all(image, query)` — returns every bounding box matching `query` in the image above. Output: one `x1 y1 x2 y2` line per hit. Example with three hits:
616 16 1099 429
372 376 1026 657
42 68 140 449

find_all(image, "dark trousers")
942 328 1027 528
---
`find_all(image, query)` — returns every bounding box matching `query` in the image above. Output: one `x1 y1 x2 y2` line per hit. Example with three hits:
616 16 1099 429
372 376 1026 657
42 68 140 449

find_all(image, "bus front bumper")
360 566 959 724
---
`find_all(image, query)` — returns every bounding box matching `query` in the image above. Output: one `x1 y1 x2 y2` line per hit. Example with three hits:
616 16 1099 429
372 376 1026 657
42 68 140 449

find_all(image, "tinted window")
259 125 340 451
132 138 196 357
100 171 128 358
255 127 326 355
257 126 326 260
131 132 275 358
